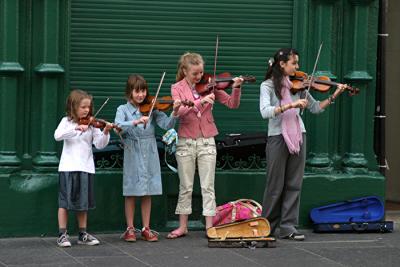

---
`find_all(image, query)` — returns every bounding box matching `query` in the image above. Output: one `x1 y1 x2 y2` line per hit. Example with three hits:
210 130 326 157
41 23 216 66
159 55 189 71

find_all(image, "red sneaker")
141 227 159 242
122 227 136 242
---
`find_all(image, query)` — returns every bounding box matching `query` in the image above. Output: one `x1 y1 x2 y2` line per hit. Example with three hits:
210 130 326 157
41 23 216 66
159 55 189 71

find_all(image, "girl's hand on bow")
201 93 215 105
133 116 150 126
292 99 308 109
76 124 89 132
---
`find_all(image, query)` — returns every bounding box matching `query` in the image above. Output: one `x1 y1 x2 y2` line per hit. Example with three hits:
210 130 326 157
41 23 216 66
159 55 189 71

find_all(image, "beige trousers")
174 137 217 216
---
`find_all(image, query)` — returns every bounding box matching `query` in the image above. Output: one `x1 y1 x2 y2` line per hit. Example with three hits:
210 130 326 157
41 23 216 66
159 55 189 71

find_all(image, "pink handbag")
212 199 262 227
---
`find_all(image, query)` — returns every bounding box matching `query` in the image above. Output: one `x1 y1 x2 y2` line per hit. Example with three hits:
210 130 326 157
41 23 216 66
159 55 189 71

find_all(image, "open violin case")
206 217 276 248
310 196 393 233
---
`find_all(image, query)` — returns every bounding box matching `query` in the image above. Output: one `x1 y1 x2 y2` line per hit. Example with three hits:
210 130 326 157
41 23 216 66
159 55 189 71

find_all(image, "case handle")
351 222 368 232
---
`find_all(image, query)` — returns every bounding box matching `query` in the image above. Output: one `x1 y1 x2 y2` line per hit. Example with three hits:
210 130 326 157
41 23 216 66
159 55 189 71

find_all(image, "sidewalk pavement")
1 225 400 267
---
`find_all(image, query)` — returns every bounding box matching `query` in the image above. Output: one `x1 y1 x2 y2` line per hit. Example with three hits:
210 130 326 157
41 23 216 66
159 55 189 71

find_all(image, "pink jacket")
171 79 241 138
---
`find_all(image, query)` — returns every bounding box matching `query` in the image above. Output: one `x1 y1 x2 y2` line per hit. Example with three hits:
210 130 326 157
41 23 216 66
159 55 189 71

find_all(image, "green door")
69 0 293 134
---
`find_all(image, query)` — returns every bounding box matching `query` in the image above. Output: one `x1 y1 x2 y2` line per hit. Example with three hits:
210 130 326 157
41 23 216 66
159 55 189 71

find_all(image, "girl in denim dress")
115 74 181 242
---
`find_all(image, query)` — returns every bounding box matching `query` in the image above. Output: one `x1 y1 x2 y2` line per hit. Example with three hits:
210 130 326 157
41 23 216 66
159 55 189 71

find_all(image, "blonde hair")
66 89 93 123
176 52 204 82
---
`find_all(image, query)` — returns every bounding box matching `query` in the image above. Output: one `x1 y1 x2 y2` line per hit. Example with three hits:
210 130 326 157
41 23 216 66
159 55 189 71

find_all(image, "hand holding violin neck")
332 84 346 98
140 95 194 115
232 76 244 88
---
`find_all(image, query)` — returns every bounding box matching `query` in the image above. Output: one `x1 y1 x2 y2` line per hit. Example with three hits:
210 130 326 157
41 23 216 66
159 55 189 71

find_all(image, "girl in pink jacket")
167 52 244 238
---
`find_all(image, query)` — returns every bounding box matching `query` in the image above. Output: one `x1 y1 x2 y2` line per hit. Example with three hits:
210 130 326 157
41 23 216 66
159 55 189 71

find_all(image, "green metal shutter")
70 0 293 136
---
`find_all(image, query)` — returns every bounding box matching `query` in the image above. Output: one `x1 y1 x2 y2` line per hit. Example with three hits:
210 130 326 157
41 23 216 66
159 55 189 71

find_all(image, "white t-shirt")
54 117 110 173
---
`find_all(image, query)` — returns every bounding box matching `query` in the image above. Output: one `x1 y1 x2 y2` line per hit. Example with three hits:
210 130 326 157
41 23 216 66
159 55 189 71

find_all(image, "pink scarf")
280 77 302 154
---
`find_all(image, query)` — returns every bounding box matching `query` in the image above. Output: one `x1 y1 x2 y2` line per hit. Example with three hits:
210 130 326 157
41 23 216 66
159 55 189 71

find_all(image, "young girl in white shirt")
54 89 112 247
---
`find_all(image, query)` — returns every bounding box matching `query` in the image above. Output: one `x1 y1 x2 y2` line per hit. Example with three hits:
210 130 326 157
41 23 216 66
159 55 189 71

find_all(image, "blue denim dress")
115 102 176 196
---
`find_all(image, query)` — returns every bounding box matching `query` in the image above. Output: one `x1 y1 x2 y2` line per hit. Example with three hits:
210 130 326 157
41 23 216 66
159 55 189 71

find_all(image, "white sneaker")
77 232 100 246
57 233 72 247
283 232 305 241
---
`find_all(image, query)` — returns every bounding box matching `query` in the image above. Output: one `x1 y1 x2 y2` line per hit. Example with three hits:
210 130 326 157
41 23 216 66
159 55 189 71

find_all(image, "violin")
290 71 360 96
79 117 121 131
139 95 194 115
195 72 256 95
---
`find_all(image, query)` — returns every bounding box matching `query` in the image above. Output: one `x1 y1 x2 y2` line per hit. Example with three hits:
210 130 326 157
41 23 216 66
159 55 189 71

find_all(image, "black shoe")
268 232 276 238
77 232 100 246
282 233 305 241
57 233 71 247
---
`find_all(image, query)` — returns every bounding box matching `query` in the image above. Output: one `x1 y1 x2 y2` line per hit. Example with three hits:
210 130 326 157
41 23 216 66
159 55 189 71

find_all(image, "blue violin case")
310 196 393 233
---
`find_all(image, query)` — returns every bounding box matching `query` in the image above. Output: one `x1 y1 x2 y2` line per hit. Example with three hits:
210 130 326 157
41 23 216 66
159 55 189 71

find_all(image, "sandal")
166 228 188 239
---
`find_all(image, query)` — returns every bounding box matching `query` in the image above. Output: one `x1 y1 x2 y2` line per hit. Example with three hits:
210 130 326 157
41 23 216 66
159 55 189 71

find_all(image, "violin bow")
94 97 125 146
300 42 323 115
93 97 110 118
212 34 219 94
144 71 166 129
306 42 323 96
79 97 109 136
96 98 126 147
209 34 219 110
212 35 219 88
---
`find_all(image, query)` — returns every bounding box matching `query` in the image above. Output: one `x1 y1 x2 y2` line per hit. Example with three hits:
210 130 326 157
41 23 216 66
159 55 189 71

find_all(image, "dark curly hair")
264 48 298 100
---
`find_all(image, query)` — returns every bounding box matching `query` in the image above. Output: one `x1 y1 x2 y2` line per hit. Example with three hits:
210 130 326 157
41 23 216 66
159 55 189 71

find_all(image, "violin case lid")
310 196 385 224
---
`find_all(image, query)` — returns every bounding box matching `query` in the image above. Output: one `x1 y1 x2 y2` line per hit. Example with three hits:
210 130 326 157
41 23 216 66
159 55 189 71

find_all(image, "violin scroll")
345 86 360 96
290 71 360 96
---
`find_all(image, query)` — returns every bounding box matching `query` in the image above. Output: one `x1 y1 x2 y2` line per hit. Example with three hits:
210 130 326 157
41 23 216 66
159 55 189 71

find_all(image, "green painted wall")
0 0 384 237
0 170 384 237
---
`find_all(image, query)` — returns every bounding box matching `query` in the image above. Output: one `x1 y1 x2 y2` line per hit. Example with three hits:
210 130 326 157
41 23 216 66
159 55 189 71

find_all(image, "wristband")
328 95 335 104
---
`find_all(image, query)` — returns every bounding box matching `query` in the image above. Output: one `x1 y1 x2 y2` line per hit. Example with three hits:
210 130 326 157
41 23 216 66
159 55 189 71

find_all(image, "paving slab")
1 229 399 267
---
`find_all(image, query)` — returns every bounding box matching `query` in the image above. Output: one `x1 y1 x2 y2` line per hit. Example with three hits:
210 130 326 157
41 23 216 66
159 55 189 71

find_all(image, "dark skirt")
58 171 95 211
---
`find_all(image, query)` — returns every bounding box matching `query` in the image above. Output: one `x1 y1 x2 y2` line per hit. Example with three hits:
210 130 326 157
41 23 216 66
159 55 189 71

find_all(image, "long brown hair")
176 52 204 82
66 89 93 123
125 74 150 105
264 48 298 100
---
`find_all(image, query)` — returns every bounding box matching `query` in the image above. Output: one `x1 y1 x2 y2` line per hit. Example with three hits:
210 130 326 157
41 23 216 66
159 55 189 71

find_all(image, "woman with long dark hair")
259 48 347 240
